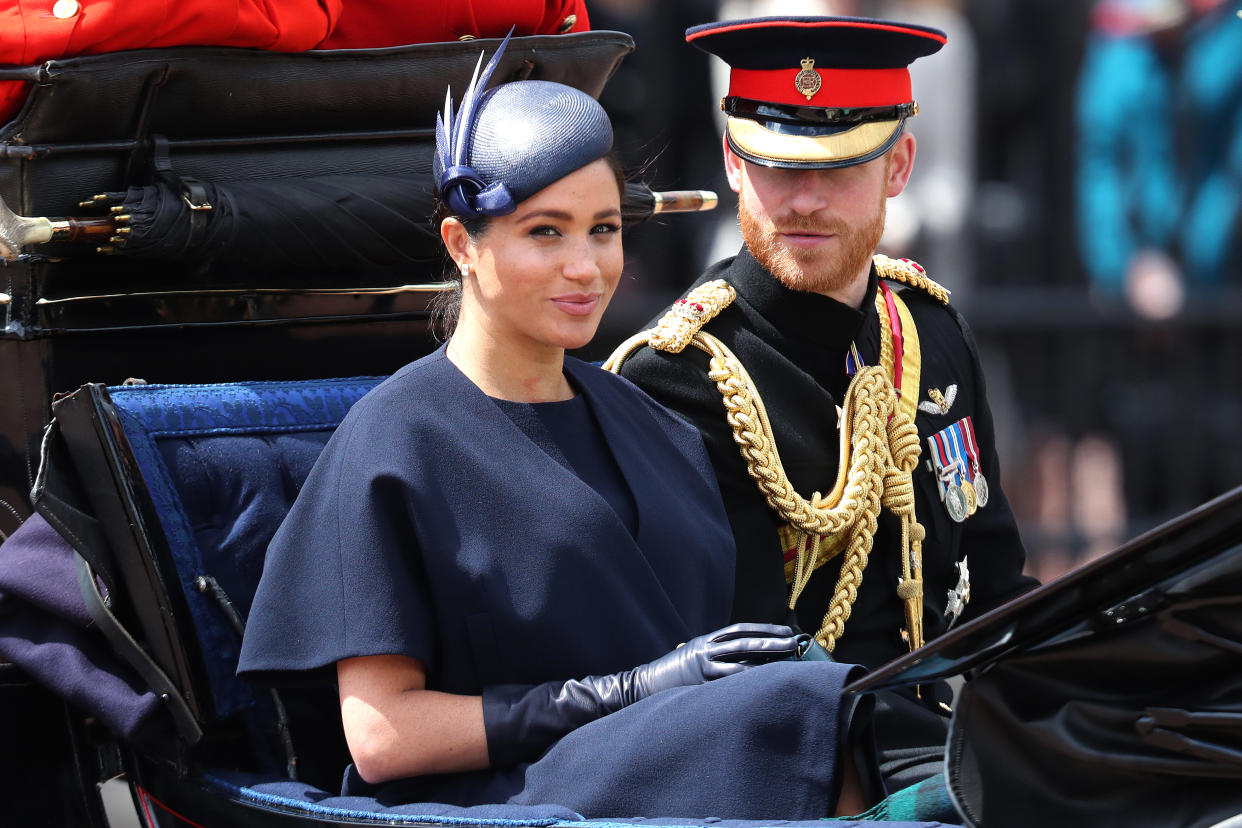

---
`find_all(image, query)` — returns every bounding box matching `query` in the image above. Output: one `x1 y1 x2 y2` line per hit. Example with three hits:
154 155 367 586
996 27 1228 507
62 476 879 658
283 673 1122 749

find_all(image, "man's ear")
440 217 475 272
885 131 917 198
723 132 745 194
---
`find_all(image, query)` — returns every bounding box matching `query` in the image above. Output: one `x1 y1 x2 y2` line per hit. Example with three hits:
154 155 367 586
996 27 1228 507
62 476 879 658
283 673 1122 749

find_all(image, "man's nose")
785 170 830 215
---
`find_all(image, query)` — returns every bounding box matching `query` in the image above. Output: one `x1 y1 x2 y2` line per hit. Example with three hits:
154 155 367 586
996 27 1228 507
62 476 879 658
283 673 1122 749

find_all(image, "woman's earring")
460 262 470 278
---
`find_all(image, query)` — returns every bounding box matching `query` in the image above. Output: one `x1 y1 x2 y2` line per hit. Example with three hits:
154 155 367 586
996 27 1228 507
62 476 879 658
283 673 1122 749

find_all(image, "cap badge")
794 57 822 101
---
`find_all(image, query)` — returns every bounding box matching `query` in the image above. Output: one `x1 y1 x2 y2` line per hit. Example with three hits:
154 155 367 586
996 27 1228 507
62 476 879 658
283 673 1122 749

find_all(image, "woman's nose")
562 236 602 281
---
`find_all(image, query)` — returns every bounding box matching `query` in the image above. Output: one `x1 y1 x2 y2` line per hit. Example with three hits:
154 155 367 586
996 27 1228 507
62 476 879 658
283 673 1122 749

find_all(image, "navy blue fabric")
436 78 613 219
107 377 384 718
511 661 858 820
0 513 167 744
238 348 734 693
493 394 637 536
239 347 749 808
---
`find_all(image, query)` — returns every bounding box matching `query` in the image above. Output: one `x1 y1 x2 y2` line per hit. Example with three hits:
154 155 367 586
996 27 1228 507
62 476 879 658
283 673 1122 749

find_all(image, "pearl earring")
460 262 470 278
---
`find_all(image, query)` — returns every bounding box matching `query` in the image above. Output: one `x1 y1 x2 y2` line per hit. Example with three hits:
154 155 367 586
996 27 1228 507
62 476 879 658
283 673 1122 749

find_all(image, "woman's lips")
551 293 602 316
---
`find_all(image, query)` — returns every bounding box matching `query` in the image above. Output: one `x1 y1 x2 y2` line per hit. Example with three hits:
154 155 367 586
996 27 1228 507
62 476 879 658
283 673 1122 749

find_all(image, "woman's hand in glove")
623 622 803 700
483 623 802 766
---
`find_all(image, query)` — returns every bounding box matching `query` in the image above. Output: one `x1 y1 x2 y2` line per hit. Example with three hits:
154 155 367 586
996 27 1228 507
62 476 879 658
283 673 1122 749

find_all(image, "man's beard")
740 189 887 297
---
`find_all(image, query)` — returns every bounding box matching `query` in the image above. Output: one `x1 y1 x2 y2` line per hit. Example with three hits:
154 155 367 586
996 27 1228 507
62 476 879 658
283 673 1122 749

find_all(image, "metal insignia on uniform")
794 58 822 101
918 384 957 416
944 557 972 628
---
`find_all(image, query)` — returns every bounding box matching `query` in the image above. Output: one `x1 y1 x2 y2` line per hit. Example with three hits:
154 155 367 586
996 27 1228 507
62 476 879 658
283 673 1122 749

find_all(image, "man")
612 15 1039 796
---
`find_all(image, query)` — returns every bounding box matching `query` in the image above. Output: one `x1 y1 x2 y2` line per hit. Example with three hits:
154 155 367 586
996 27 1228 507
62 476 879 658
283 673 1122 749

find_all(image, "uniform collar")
726 245 878 354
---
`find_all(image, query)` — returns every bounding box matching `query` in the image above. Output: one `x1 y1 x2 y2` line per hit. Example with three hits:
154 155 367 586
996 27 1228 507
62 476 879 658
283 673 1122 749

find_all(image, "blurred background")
581 0 1242 581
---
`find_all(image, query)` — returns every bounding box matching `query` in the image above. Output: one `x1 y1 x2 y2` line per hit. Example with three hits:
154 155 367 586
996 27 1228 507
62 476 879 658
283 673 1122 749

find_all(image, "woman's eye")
592 222 621 235
530 225 560 237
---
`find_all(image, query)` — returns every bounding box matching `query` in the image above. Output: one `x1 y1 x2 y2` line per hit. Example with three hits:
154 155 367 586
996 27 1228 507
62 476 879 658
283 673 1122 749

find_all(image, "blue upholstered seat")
108 377 385 723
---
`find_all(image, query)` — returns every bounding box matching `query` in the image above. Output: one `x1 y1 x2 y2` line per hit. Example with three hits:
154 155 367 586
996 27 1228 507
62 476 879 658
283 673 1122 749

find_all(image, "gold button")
557 15 577 33
52 0 79 19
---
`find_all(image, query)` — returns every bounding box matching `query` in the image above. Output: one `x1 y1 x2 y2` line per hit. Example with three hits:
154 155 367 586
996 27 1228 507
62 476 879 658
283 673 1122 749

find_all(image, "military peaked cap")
686 16 946 169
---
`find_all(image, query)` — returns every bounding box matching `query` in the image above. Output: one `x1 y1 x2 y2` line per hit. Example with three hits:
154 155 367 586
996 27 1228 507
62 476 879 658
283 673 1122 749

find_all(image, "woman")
238 36 867 819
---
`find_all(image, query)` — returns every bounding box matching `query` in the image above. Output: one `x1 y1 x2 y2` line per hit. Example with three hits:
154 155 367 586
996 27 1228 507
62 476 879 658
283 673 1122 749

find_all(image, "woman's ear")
440 217 475 273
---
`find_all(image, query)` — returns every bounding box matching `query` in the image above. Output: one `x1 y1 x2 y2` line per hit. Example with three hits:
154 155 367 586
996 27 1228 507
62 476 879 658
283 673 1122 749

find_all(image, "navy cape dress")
238 347 861 819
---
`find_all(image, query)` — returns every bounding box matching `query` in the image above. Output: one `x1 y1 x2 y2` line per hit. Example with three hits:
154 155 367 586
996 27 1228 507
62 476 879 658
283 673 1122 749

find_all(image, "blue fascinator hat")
434 32 615 220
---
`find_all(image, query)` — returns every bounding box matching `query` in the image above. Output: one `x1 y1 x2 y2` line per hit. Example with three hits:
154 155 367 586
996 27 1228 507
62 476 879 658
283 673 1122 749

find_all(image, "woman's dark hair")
429 152 627 340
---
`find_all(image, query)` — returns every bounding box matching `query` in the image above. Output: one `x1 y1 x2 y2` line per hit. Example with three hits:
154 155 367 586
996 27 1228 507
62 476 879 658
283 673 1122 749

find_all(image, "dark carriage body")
0 34 632 826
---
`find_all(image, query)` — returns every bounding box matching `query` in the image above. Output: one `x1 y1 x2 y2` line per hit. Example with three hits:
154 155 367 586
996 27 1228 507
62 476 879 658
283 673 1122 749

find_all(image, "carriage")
1 31 1240 828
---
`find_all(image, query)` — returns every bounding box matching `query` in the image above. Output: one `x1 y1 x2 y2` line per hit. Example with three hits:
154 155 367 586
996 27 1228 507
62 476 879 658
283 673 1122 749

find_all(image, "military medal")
973 471 989 509
794 57 822 101
959 416 990 508
943 483 969 523
929 416 988 523
960 478 978 515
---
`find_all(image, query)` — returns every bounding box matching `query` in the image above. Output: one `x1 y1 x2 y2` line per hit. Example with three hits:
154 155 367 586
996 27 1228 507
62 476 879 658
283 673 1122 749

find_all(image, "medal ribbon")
947 420 972 482
929 425 967 488
961 415 981 475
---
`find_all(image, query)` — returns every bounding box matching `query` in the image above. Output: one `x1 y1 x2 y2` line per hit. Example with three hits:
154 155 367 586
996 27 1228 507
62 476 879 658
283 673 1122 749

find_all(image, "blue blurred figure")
1178 0 1242 280
1076 0 1242 312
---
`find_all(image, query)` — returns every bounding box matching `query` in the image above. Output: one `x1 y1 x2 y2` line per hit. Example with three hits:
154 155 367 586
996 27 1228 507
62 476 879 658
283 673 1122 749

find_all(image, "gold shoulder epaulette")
873 254 950 305
647 279 737 353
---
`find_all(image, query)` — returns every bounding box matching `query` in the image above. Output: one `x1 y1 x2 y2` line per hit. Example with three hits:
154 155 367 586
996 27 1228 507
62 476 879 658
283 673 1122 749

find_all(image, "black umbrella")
87 175 441 270
2 178 715 268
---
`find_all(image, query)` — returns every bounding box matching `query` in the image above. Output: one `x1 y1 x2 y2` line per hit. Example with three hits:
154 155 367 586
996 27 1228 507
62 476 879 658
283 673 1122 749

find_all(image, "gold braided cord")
701 345 924 652
873 254 951 305
604 263 930 653
607 328 927 654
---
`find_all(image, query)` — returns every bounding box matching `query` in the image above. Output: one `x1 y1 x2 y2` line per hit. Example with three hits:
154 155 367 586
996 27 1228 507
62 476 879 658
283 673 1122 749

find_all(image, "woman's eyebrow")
514 208 573 223
514 207 622 223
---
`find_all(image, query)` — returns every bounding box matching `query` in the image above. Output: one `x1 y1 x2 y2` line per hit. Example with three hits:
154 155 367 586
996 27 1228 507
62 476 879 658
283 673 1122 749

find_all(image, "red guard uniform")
321 0 589 49
0 0 590 123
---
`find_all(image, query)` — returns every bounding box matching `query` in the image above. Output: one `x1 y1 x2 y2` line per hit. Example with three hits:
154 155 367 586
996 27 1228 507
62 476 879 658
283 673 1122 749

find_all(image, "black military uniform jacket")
619 248 1039 672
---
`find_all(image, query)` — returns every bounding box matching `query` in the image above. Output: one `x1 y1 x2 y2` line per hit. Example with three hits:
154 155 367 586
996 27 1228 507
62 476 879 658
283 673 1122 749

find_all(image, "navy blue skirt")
348 660 860 820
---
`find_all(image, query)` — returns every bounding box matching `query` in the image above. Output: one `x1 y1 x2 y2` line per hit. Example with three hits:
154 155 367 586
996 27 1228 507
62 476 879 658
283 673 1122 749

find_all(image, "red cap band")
728 66 912 109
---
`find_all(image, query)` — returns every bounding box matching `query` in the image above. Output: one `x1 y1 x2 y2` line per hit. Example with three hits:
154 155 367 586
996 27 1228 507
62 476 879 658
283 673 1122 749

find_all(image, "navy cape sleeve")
237 383 436 684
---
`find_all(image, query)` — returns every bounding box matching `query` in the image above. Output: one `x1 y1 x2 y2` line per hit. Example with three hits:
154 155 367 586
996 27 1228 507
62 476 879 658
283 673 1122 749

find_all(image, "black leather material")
844 485 1242 825
945 522 1242 827
3 33 634 149
482 623 801 767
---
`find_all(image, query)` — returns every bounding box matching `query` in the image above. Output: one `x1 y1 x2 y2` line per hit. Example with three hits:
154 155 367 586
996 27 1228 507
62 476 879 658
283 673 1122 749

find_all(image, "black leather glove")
483 623 801 767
